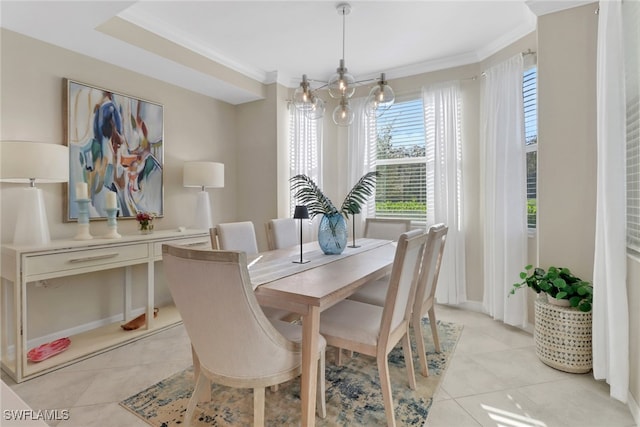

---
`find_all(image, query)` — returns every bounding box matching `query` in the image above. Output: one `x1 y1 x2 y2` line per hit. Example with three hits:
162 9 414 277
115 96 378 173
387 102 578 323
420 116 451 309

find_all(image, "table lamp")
183 161 224 230
0 141 69 245
293 205 310 264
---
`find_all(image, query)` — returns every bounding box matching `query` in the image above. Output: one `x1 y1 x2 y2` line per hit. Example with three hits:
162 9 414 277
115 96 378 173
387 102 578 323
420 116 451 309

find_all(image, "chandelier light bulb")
305 93 325 120
365 73 395 117
332 96 354 126
293 75 313 111
328 60 356 99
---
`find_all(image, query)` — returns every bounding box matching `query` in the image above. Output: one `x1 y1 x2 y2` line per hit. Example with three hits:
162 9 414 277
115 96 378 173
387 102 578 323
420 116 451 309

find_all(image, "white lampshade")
183 161 224 230
0 141 69 246
0 141 69 183
183 161 224 189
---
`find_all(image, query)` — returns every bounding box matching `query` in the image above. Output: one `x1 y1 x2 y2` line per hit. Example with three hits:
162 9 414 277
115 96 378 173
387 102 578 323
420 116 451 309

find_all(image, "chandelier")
292 3 395 126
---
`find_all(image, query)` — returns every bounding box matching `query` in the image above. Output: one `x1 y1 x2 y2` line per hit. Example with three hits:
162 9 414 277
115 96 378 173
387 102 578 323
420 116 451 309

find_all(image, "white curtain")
348 98 377 236
593 0 629 403
481 55 528 327
289 106 323 241
423 82 467 305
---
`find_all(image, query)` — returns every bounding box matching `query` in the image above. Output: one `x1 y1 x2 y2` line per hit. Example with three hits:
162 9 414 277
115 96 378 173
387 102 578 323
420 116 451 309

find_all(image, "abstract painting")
65 79 164 220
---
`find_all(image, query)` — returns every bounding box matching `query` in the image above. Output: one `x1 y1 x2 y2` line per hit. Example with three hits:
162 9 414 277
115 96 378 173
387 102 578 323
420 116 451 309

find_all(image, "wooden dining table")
249 238 397 427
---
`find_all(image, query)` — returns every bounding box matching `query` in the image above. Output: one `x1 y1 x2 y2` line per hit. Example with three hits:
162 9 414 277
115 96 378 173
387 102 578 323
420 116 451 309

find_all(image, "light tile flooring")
2 304 636 427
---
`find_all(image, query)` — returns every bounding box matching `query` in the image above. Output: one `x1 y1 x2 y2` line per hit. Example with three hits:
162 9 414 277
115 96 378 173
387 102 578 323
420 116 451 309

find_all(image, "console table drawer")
25 244 149 276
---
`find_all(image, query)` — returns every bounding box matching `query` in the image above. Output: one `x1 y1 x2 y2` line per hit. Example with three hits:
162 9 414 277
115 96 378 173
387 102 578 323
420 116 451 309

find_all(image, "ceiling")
0 1 587 105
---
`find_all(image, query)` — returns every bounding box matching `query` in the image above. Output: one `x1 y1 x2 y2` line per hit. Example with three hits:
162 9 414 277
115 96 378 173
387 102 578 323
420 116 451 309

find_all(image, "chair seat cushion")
348 276 388 307
270 319 327 352
319 300 383 346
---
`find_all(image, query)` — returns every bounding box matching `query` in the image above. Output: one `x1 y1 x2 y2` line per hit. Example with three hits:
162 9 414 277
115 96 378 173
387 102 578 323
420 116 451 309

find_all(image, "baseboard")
440 300 534 334
629 391 640 427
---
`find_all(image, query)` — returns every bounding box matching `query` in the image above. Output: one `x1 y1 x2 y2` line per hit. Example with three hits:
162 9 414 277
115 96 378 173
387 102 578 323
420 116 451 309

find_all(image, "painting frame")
64 79 164 222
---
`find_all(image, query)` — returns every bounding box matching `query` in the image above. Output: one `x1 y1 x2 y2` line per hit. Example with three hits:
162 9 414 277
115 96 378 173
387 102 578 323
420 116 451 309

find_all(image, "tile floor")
1 304 636 427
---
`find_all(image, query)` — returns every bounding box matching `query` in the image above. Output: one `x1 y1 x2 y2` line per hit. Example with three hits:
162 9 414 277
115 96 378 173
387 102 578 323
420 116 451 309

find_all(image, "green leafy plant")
510 265 593 312
290 172 377 219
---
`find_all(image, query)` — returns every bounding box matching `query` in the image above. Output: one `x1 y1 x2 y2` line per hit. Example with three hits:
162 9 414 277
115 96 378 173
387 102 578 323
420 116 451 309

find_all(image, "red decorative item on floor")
27 337 71 363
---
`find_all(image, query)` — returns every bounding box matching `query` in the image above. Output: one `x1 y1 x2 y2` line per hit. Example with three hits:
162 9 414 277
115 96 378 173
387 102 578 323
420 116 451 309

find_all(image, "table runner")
249 238 391 288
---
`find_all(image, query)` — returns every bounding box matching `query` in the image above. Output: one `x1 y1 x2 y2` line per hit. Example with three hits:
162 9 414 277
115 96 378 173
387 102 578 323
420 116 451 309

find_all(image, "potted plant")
511 265 593 312
290 172 377 254
510 265 593 373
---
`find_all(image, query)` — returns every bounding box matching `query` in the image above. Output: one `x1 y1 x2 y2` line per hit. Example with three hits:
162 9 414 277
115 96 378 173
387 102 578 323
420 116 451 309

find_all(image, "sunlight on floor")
481 394 548 427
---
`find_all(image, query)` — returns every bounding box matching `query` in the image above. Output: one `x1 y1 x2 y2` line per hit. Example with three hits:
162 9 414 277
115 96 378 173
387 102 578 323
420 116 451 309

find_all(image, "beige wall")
235 83 280 251
537 4 598 280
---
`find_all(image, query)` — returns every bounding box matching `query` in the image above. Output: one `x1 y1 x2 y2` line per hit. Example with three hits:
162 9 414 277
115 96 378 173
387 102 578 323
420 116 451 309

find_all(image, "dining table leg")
300 305 320 427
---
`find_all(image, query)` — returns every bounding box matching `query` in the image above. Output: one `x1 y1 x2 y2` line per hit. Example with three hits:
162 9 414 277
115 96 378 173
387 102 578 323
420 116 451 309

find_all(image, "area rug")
120 319 462 426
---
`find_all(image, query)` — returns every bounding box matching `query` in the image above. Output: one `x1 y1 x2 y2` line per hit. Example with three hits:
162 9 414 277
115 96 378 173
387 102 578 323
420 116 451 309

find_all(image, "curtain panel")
348 98 377 237
480 54 528 327
289 106 323 241
423 81 467 305
593 0 629 403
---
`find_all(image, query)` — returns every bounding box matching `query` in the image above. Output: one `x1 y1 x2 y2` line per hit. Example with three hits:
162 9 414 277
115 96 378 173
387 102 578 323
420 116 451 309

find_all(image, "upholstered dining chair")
411 223 447 376
265 218 298 250
210 221 259 255
318 229 426 427
349 223 448 377
162 245 326 427
364 218 412 241
210 221 291 322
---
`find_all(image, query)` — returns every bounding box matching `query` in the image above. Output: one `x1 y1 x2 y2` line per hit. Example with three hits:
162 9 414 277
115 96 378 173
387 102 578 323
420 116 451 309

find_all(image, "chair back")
364 218 412 241
413 224 448 316
213 221 259 255
380 229 426 341
162 245 300 382
265 218 298 250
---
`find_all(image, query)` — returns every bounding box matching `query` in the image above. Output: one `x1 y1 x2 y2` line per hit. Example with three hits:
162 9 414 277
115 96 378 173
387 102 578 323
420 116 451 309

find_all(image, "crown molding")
525 0 597 16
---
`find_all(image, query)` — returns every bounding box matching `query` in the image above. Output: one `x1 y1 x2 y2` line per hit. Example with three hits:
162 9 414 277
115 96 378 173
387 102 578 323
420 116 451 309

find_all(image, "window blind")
375 97 427 221
623 0 640 251
523 66 538 230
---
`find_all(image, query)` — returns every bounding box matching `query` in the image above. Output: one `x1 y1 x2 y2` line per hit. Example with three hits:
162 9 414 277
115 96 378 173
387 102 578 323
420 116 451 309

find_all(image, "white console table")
0 229 210 383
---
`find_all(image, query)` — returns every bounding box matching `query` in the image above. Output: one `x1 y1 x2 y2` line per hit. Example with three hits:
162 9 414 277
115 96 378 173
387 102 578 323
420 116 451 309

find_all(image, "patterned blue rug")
120 319 462 426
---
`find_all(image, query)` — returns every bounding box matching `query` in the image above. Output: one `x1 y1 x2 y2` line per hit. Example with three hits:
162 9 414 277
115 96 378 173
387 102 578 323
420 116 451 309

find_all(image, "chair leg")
377 355 396 427
401 331 417 390
185 373 208 427
413 314 430 377
253 387 265 427
192 346 212 402
316 349 327 419
335 347 343 366
428 308 441 352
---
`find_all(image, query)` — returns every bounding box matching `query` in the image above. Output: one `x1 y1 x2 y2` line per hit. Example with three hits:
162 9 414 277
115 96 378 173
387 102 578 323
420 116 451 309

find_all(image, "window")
624 0 640 251
374 97 427 221
523 66 538 230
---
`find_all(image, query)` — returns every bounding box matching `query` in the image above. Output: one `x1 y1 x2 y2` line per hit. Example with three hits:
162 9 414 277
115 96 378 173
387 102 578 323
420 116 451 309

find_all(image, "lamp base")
292 259 310 264
13 187 50 246
192 191 212 230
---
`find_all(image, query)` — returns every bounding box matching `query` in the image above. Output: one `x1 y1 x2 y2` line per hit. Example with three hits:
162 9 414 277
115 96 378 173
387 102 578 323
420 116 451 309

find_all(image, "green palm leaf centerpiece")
290 172 378 255
290 172 377 219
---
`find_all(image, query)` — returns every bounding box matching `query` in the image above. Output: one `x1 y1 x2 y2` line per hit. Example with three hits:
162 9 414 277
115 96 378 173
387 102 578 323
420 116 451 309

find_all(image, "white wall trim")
629 391 640 427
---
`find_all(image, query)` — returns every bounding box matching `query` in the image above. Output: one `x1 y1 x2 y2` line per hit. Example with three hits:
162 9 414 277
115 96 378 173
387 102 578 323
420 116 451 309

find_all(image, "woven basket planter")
534 296 592 373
